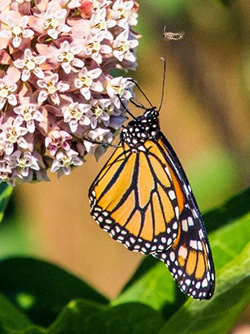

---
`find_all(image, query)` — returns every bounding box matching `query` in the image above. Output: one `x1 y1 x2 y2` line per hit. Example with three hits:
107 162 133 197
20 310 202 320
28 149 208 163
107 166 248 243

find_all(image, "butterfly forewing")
89 106 215 300
89 141 180 254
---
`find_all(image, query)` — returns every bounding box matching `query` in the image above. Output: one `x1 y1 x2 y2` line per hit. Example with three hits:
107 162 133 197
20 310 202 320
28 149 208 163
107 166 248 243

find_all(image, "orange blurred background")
2 0 250 330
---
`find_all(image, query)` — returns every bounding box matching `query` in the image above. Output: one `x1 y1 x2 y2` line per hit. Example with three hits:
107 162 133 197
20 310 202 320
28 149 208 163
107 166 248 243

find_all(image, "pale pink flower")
45 129 72 155
41 8 71 39
0 15 34 48
62 102 91 132
7 150 40 177
83 33 112 63
0 117 28 155
57 41 84 74
113 29 138 62
13 103 43 133
6 149 47 182
50 149 83 177
110 0 138 27
0 158 11 175
74 67 103 100
14 49 46 81
89 7 116 40
106 76 133 107
37 72 70 105
88 98 111 128
84 127 112 152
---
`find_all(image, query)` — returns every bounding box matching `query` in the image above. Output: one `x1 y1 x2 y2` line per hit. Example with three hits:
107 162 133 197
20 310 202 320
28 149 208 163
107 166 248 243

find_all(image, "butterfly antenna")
117 95 136 120
128 79 153 108
158 57 166 112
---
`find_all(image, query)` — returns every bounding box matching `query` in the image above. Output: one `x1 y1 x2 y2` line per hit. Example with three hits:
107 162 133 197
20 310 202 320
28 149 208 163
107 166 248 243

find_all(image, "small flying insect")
163 26 185 41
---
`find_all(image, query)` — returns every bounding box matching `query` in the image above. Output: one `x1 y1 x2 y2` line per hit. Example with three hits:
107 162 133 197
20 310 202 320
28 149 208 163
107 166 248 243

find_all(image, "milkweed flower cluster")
0 0 139 185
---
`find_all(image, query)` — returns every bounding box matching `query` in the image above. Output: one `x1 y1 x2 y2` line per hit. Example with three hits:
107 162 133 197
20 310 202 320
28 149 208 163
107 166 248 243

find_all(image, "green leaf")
0 300 164 334
0 183 13 223
0 294 32 330
0 257 109 328
113 188 250 321
112 259 183 313
48 301 164 334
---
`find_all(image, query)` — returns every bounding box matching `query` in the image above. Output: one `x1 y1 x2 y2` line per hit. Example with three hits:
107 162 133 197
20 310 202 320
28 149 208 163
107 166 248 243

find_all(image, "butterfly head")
121 107 160 147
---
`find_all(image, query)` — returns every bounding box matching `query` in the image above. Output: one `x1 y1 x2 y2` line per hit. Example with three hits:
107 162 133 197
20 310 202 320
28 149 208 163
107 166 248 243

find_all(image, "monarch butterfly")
89 62 215 300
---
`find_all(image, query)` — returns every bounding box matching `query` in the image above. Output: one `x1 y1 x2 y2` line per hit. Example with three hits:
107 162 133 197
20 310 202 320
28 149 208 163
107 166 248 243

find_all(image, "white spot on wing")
178 246 188 259
175 206 179 219
202 278 208 287
182 219 188 232
168 190 175 200
173 222 178 230
197 241 203 251
195 282 201 289
164 166 172 179
190 240 197 249
138 145 146 151
170 252 175 262
188 217 194 226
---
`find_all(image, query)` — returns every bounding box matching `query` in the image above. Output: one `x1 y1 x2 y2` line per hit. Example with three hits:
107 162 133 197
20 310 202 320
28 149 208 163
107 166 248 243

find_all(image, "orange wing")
89 140 181 254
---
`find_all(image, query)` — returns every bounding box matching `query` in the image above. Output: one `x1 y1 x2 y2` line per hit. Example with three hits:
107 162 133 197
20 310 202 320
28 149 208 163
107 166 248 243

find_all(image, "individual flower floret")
50 149 83 177
110 0 138 27
7 150 40 178
106 76 133 107
84 127 112 152
37 72 70 105
62 102 92 132
13 104 43 133
74 67 103 100
14 49 46 81
113 29 138 62
0 80 17 109
89 7 116 40
13 83 43 133
88 98 111 128
83 33 112 63
45 129 72 156
0 15 34 48
0 117 28 155
38 8 71 39
56 41 84 74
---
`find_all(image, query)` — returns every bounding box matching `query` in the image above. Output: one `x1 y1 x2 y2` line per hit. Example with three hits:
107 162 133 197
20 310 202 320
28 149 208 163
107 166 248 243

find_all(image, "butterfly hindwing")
153 133 215 299
153 206 215 299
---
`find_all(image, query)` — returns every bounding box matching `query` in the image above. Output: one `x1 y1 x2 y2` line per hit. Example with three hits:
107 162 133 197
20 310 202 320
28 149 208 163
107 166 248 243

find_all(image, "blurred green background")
2 0 250 332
